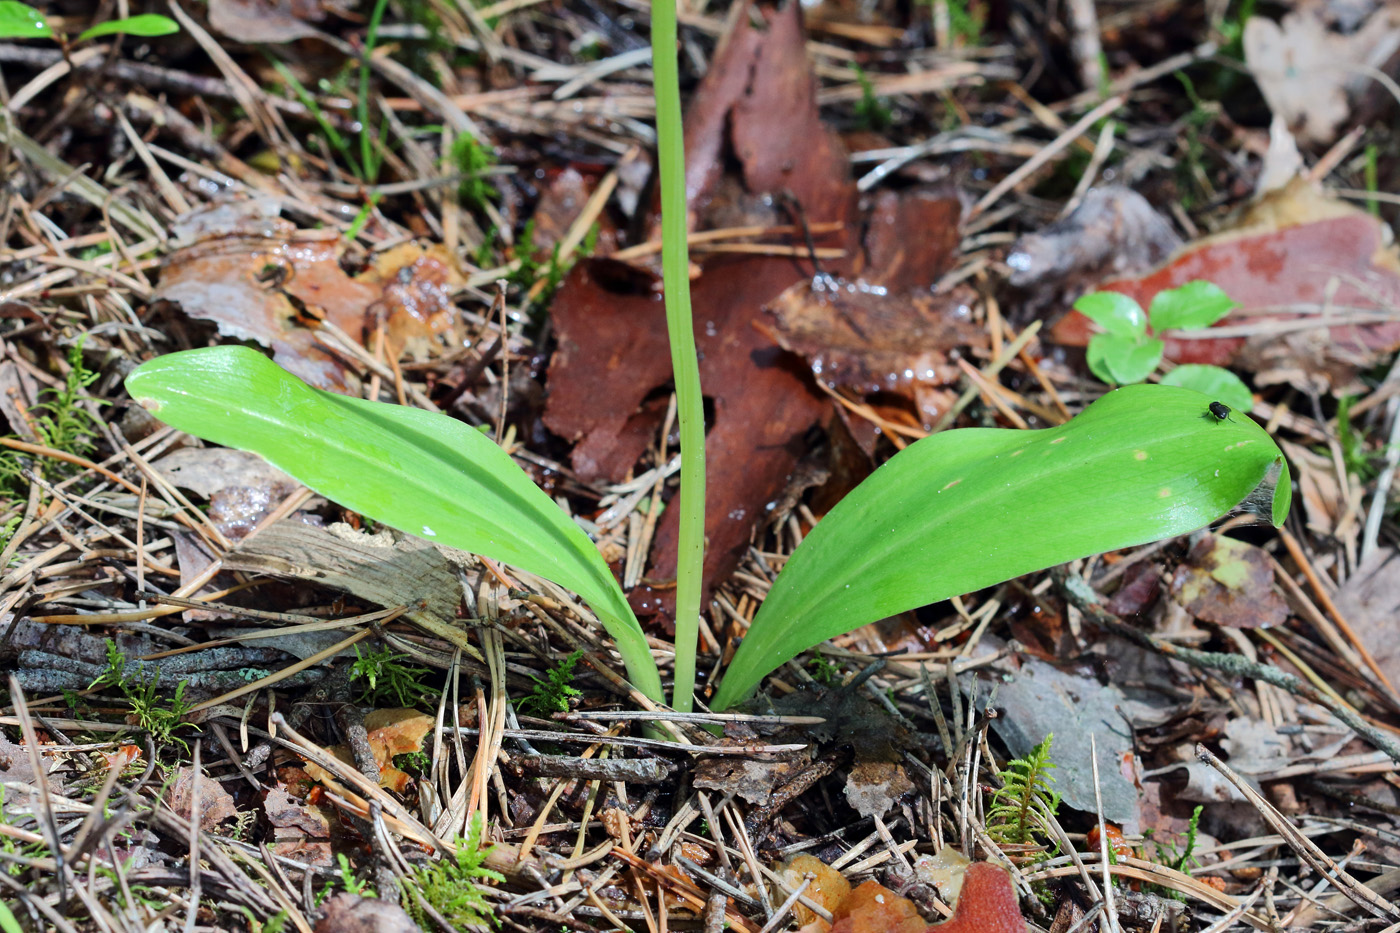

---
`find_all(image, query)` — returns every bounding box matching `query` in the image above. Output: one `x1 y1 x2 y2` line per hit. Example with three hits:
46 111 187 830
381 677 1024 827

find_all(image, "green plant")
334 853 376 899
649 0 707 713
852 65 892 131
350 645 436 707
518 650 583 716
0 3 177 42
2 338 105 491
807 650 841 685
1074 280 1253 411
409 815 504 928
90 639 198 750
987 734 1060 852
449 133 498 211
123 355 1291 713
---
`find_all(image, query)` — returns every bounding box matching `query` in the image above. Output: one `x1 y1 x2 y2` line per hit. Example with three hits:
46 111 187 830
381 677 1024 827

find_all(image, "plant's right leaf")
712 384 1291 709
1073 291 1146 338
125 346 663 703
1148 280 1240 332
0 1 51 38
1161 364 1253 412
76 13 179 42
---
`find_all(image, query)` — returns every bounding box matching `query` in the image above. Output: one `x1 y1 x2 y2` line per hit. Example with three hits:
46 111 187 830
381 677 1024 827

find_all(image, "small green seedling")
1075 280 1253 413
0 2 178 43
987 733 1060 854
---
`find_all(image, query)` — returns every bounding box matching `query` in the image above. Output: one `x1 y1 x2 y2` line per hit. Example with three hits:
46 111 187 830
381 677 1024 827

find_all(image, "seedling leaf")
1073 291 1146 338
1161 364 1253 412
1103 335 1164 384
1148 280 1239 332
0 2 51 39
711 384 1291 709
76 14 179 42
124 346 663 704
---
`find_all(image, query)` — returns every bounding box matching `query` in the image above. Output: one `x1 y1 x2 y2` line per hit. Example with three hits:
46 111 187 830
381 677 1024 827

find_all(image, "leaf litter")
2 0 1400 931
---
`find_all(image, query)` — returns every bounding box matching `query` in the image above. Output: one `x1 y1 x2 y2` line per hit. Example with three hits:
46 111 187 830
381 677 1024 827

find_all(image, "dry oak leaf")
1169 533 1289 629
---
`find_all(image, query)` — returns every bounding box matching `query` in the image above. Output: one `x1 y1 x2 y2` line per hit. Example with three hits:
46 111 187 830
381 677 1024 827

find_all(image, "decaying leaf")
824 862 1027 933
694 748 808 806
154 448 298 540
314 892 419 933
156 201 463 390
164 766 239 832
1334 547 1400 691
1051 181 1400 394
844 760 916 819
1169 533 1289 629
208 0 352 44
305 708 434 794
1243 6 1400 146
783 854 851 931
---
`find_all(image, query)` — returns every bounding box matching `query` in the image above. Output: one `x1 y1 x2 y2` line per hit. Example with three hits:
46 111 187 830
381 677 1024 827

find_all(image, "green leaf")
0 901 22 933
1148 280 1239 332
711 384 1291 709
1088 333 1163 385
76 14 179 42
1074 291 1146 338
1106 335 1164 384
0 2 52 39
124 346 663 704
1161 364 1253 413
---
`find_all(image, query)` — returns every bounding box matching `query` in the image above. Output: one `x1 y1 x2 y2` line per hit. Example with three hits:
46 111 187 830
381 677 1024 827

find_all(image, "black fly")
1208 401 1233 423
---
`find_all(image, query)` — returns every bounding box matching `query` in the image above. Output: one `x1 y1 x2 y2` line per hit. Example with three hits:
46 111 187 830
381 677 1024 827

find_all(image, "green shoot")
852 65 892 131
1075 280 1251 411
650 0 706 713
449 133 498 211
408 814 505 927
987 733 1061 853
89 639 198 751
350 646 436 708
518 650 584 717
1365 143 1380 217
2 336 106 492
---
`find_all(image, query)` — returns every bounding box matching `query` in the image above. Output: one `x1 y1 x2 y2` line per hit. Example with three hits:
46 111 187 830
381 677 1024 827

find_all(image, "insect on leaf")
124 346 663 703
711 384 1291 709
1161 364 1253 413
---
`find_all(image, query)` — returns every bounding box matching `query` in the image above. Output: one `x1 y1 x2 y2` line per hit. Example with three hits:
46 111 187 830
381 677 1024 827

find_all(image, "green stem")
650 0 704 711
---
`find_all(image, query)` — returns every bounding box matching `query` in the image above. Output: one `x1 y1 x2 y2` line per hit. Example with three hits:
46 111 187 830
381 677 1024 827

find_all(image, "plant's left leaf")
76 14 179 42
125 346 663 703
0 1 51 38
712 384 1291 709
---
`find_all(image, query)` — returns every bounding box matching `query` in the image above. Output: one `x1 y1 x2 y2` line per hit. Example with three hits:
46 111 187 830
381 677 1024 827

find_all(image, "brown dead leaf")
164 766 238 832
1169 533 1289 629
153 448 297 541
827 862 1027 933
1006 187 1182 298
1244 6 1400 146
843 760 916 819
305 708 433 795
784 854 852 932
209 0 351 44
1051 182 1400 393
763 279 981 429
157 201 462 390
693 747 808 806
1333 547 1400 691
357 243 462 359
263 783 331 838
315 892 418 933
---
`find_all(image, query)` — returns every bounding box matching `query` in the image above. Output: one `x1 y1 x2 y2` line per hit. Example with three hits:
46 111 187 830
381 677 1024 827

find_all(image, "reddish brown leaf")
829 865 1027 933
1050 190 1400 392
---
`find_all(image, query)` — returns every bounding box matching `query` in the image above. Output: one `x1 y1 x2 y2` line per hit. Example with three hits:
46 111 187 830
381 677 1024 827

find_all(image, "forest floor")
2 0 1400 931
